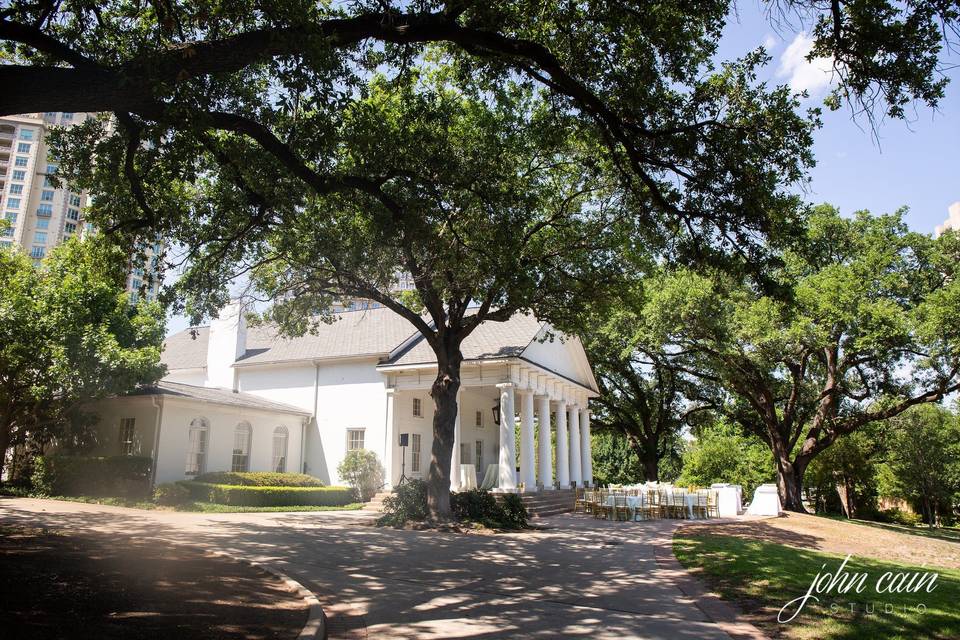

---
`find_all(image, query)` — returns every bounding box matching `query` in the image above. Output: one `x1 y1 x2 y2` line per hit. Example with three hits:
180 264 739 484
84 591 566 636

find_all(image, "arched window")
231 422 252 472
272 426 289 473
185 418 209 476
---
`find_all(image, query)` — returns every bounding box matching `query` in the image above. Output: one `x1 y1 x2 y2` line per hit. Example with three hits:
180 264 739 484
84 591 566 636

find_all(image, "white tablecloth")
746 484 781 516
605 492 698 518
710 484 743 517
459 464 478 490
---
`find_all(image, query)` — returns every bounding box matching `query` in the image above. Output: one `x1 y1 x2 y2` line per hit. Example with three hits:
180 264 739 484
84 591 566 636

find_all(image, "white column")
450 387 462 492
536 395 552 489
497 383 517 491
554 400 569 489
568 404 582 487
519 389 536 492
384 389 397 487
580 407 593 487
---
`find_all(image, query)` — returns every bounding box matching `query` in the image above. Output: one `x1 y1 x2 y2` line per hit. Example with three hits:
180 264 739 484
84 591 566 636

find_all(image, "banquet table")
604 491 698 519
746 484 781 516
459 464 478 490
710 483 743 517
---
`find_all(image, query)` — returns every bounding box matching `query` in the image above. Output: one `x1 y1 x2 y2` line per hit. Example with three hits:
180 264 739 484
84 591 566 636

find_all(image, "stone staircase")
362 490 393 513
518 489 576 518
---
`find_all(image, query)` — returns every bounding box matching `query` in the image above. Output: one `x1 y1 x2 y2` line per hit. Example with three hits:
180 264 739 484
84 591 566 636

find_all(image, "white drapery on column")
536 395 552 489
519 389 536 491
568 404 582 486
497 383 517 490
384 389 397 487
554 400 569 489
450 387 462 492
580 407 592 487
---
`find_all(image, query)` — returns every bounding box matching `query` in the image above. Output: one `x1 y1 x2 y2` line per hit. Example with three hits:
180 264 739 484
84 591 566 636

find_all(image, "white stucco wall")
237 359 390 485
87 396 162 458
152 398 307 485
521 325 595 390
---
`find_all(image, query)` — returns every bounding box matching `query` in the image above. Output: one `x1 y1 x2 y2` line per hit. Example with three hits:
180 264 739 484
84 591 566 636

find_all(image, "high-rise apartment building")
0 111 160 302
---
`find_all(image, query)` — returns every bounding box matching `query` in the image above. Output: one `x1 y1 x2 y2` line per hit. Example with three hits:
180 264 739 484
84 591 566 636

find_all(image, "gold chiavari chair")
707 490 720 518
574 487 590 513
694 491 709 519
614 494 631 521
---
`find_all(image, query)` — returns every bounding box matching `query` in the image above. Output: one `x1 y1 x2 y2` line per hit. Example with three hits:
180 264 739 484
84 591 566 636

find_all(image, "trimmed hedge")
193 471 324 487
31 455 152 498
181 481 355 507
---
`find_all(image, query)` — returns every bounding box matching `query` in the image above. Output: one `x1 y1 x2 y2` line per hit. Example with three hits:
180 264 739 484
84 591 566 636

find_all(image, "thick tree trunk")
426 344 462 521
774 450 808 513
0 414 12 483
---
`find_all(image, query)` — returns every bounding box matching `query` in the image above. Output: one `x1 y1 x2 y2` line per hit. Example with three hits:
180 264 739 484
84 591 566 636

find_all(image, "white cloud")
762 34 777 51
777 31 835 96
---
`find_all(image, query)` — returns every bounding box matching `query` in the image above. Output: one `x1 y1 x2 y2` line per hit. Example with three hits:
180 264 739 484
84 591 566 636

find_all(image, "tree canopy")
0 237 165 480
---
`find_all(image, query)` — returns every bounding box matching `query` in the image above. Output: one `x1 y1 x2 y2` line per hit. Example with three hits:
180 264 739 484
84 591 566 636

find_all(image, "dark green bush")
378 479 428 527
153 482 191 506
876 507 923 527
193 471 324 487
182 481 354 506
451 489 528 529
30 455 152 498
497 493 529 529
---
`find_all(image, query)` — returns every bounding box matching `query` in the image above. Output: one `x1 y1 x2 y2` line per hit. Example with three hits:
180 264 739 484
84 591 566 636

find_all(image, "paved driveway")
1 497 750 639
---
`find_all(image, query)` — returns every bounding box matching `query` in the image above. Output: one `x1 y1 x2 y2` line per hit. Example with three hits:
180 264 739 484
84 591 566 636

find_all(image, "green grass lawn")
818 515 960 544
674 531 960 640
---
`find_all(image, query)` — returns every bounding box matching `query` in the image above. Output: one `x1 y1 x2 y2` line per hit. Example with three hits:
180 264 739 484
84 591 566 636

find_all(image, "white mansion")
90 304 599 491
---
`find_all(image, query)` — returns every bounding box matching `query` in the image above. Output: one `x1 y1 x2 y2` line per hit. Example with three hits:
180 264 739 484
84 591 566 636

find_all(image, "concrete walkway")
0 497 761 639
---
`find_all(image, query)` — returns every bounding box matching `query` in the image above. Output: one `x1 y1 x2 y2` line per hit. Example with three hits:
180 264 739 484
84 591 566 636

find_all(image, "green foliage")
194 471 324 487
378 480 429 527
153 482 191 506
876 508 923 527
450 489 529 530
806 430 882 518
0 237 165 478
591 430 643 486
182 482 354 507
677 421 775 496
336 449 385 502
883 405 960 526
30 455 152 498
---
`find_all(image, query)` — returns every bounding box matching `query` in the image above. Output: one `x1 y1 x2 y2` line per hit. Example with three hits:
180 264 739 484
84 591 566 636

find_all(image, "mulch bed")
1 526 307 640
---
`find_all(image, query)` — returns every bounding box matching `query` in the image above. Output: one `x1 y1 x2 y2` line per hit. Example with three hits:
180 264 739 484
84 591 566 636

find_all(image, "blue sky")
718 3 960 233
164 7 960 335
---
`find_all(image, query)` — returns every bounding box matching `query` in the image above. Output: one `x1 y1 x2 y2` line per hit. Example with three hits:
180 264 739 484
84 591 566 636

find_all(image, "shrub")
153 482 191 506
182 482 354 507
877 507 923 527
193 471 324 487
337 450 385 502
30 455 152 498
378 479 428 527
451 489 528 529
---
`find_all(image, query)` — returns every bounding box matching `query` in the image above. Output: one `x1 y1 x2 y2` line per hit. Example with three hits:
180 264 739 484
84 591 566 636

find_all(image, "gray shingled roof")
161 308 419 371
132 381 310 415
385 313 543 366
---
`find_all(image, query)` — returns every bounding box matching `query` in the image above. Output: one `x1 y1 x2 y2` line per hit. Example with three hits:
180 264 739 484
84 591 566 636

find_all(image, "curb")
654 521 768 640
209 550 327 640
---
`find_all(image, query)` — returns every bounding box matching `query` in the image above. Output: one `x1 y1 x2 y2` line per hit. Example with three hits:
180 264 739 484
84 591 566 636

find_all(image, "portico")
378 358 598 493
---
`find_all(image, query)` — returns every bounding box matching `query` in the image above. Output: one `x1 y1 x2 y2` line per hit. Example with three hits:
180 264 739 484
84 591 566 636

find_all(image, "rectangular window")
30 246 45 259
347 428 365 451
9 184 22 195
231 426 251 472
16 143 30 153
411 433 421 473
46 164 57 175
7 198 20 209
119 418 136 455
64 222 76 234
1 227 12 238
185 423 208 476
67 208 79 220
475 440 483 470
475 410 483 427
5 212 17 223
412 397 422 417
43 177 54 188
460 443 469 465
62 112 74 121
11 170 25 181
19 129 34 140
36 204 53 217
272 428 289 473
14 156 28 167
41 190 54 201
36 219 49 229
34 232 47 244
70 194 81 207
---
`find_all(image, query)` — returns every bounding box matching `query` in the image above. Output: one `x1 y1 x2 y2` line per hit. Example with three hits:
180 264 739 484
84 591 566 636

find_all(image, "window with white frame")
411 433 422 473
460 442 469 464
347 428 365 451
475 410 483 427
185 418 209 476
412 397 422 417
272 426 289 472
231 422 252 472
475 440 483 470
119 418 136 455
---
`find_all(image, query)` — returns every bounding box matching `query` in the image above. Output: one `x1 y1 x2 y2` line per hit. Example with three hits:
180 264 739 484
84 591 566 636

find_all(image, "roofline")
132 386 312 416
232 352 388 368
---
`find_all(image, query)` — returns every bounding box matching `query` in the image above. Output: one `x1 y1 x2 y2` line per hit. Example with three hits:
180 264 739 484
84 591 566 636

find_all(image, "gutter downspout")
304 362 320 474
149 395 163 487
